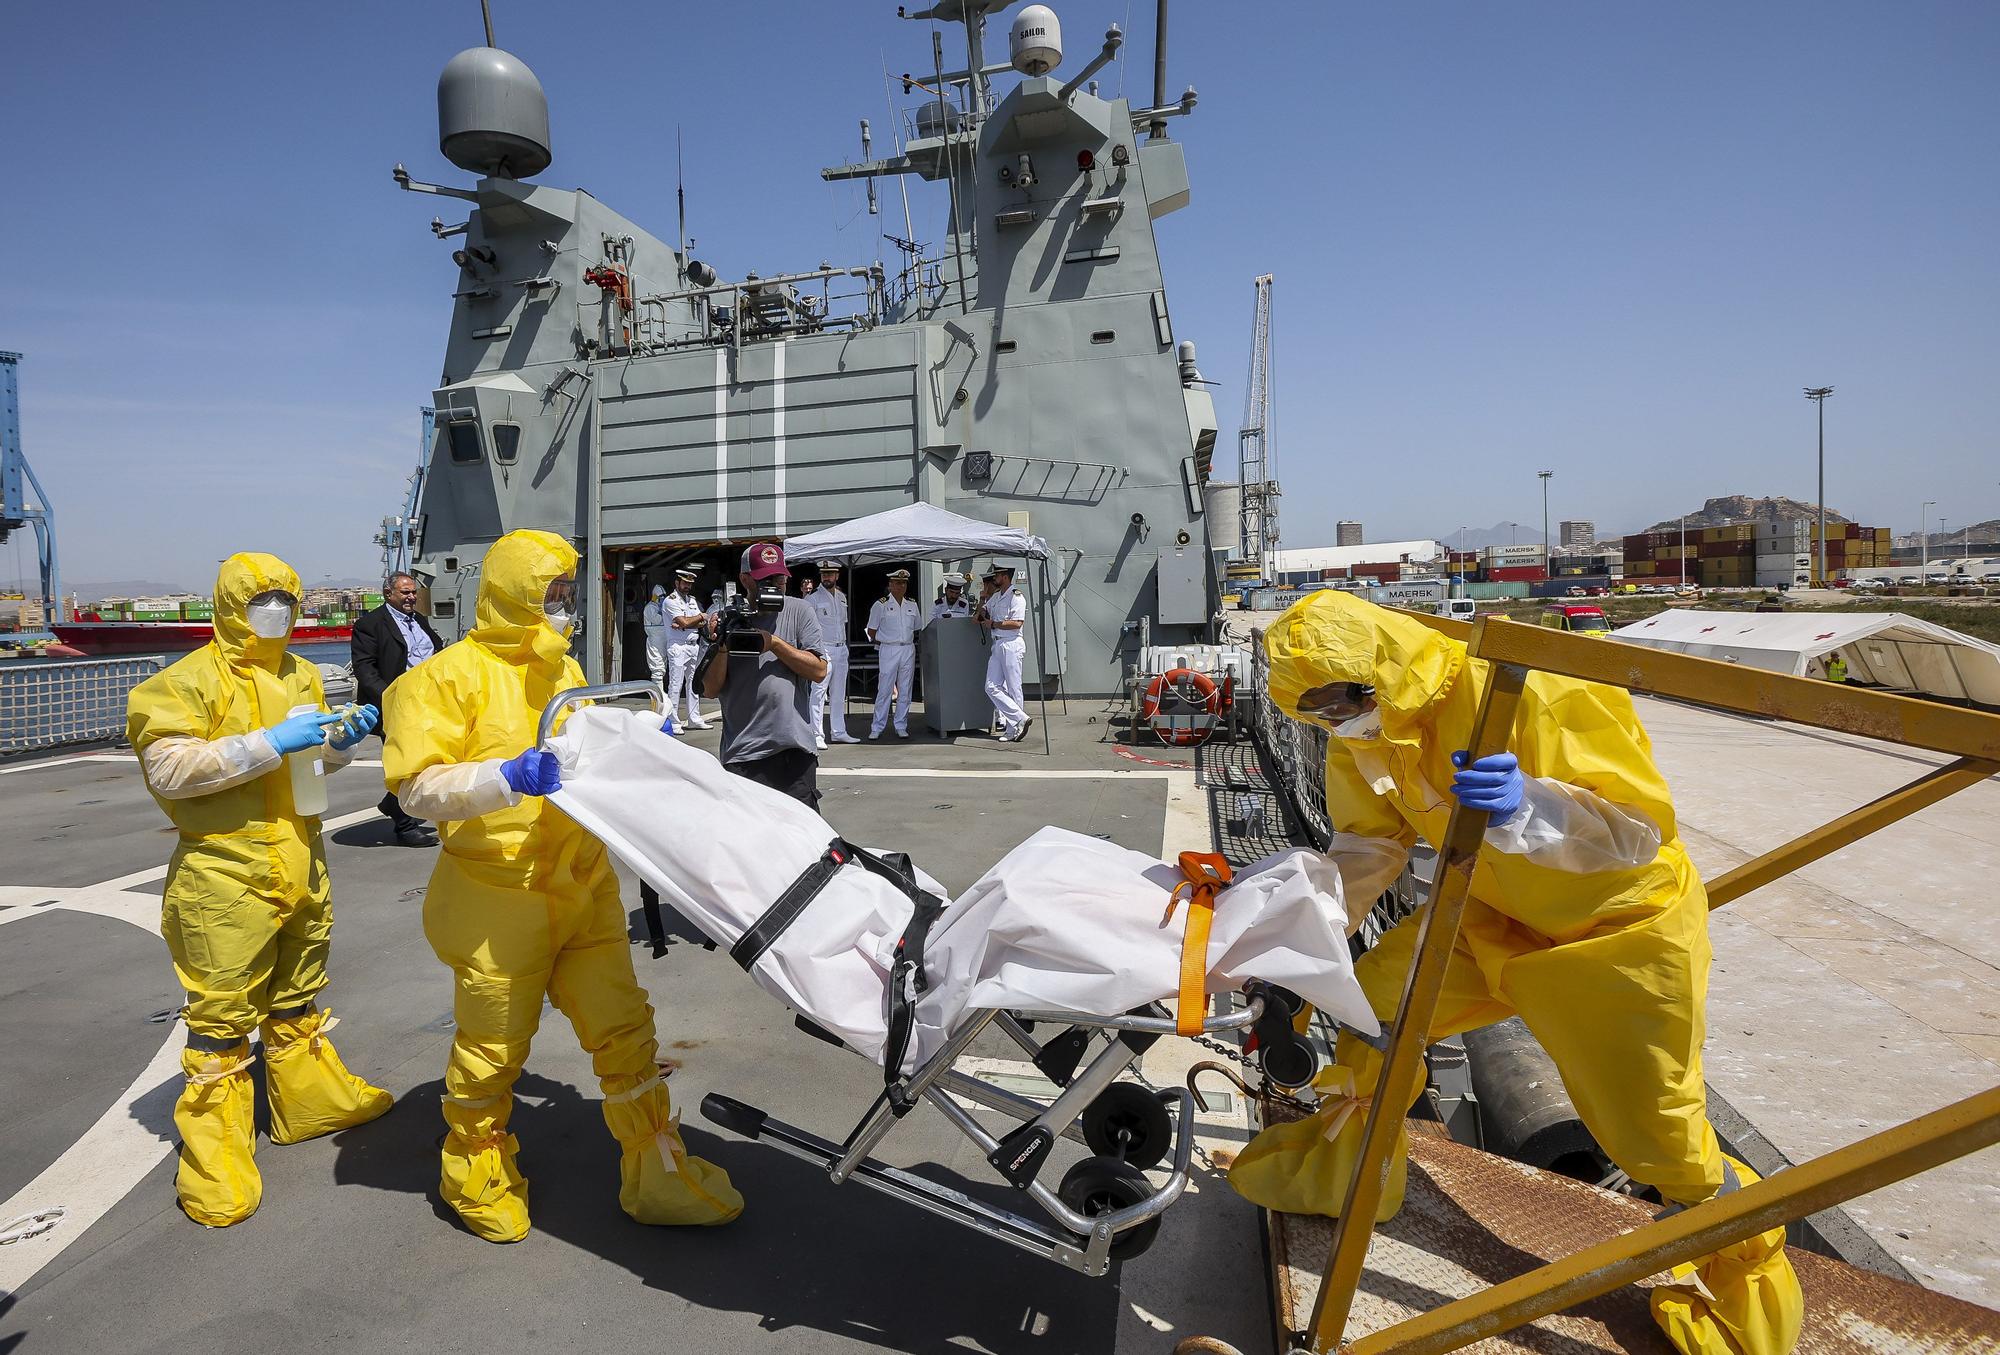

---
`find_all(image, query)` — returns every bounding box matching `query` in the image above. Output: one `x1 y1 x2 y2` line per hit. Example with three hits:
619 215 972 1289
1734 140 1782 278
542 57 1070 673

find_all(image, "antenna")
479 0 494 46
677 127 688 282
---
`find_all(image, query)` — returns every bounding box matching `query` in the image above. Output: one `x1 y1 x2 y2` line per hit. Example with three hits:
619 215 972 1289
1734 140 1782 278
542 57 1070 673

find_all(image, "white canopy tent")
785 502 1057 752
1611 609 2000 707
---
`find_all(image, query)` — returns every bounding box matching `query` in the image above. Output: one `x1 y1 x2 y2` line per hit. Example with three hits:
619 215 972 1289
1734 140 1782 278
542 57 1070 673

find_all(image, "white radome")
1009 4 1063 76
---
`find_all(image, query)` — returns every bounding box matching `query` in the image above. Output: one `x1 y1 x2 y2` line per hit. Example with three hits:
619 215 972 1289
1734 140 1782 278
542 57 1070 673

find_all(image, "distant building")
1335 520 1364 546
1559 520 1596 550
1271 539 1443 588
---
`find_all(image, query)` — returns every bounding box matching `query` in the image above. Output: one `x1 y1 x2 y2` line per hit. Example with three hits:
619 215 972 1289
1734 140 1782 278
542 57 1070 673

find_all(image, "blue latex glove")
1450 750 1524 824
267 710 343 756
660 714 680 736
329 704 380 751
499 747 562 796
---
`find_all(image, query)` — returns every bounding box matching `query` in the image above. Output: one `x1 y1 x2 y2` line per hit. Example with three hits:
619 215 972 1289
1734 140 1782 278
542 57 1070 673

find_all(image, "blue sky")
3 1 1995 592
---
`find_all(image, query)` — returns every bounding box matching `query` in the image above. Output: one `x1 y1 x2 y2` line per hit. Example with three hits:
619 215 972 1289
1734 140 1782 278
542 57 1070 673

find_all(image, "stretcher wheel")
1058 1156 1161 1261
1080 1083 1172 1171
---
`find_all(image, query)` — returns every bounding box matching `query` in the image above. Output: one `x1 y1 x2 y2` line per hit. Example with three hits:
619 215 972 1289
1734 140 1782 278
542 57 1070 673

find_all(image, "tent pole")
1049 558 1069 713
1031 557 1052 756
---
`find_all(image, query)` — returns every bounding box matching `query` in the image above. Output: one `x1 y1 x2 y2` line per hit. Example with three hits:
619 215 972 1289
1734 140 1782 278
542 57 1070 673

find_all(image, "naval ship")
390 0 1220 697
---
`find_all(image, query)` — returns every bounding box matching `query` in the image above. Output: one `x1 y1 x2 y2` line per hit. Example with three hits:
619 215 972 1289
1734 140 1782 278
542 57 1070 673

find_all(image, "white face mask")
246 600 295 639
543 606 574 634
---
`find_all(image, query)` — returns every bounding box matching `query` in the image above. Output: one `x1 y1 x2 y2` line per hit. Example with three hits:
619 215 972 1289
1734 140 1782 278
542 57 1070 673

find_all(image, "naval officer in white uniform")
929 571 974 621
866 568 925 739
660 566 710 729
980 564 1032 741
807 559 858 746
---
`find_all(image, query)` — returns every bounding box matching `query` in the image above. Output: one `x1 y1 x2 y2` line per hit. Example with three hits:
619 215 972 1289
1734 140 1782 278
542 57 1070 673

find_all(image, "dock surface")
0 710 1264 1354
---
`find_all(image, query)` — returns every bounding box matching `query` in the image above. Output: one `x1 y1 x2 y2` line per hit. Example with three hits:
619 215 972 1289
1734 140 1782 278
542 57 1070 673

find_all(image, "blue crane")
0 351 63 641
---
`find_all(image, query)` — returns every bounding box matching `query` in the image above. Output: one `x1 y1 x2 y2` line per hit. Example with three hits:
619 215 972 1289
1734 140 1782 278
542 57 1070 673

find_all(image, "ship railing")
1255 611 2000 1353
0 655 165 754
605 264 888 358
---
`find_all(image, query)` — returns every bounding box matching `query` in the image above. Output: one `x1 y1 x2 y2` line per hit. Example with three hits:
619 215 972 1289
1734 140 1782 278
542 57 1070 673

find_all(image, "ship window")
432 600 455 618
1090 330 1115 344
996 340 1017 353
491 423 521 465
447 422 484 464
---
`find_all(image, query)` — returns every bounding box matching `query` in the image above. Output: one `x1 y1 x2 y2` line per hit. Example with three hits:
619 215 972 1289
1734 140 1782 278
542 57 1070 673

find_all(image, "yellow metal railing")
1305 614 2000 1353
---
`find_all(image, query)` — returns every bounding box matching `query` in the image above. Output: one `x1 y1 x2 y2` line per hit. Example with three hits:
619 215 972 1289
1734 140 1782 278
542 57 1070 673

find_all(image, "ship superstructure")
395 1 1219 694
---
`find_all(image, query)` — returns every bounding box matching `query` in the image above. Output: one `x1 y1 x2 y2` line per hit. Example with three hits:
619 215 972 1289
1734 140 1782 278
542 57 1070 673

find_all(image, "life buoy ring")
1141 667 1221 746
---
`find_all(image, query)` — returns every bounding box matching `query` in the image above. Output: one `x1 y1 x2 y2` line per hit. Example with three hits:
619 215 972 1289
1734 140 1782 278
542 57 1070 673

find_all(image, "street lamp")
1804 386 1834 586
1921 500 1936 582
1538 470 1553 561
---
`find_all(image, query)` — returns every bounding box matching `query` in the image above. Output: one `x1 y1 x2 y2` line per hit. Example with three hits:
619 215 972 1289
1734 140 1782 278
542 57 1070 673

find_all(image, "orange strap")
1165 851 1233 1035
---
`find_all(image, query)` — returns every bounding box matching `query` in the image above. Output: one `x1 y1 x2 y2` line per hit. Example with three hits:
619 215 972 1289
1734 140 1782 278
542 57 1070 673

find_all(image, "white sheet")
545 706 1377 1070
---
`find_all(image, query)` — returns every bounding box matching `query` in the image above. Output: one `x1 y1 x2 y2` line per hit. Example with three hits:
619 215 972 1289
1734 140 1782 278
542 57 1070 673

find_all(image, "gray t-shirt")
718 595 825 766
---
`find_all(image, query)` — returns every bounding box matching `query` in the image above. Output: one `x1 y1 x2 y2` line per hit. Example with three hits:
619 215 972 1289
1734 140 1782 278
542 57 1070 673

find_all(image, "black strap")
725 835 950 1104
846 846 950 1103
728 839 853 970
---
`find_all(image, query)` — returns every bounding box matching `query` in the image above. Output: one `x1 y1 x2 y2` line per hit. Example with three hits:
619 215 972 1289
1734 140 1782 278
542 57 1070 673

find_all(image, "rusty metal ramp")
1266 1124 2000 1353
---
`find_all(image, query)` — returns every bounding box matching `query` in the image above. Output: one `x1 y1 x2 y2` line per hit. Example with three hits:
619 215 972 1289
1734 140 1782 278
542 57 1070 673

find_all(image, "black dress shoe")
396 826 439 848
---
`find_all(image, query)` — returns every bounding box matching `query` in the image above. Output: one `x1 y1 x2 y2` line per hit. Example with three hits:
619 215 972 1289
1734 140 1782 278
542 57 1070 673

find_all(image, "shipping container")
1486 565 1548 582
1700 524 1757 543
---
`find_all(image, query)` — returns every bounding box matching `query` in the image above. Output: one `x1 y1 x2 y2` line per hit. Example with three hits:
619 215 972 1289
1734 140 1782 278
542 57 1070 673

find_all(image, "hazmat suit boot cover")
1229 1033 1405 1223
1650 1155 1804 1355
603 1075 743 1227
441 1093 531 1244
174 1044 261 1227
262 1008 393 1145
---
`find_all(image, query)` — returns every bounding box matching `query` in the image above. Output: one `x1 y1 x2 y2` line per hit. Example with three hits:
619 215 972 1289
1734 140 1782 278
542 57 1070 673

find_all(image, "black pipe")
1151 0 1169 141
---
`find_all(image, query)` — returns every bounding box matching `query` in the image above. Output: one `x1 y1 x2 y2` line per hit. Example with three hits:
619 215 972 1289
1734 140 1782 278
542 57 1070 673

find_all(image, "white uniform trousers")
985 640 1030 732
665 643 704 725
870 642 915 736
814 643 851 738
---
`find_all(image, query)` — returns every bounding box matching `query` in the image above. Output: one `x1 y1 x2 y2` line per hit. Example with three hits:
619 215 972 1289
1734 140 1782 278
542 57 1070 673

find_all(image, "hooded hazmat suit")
126 552 392 1227
1229 592 1801 1355
382 530 741 1242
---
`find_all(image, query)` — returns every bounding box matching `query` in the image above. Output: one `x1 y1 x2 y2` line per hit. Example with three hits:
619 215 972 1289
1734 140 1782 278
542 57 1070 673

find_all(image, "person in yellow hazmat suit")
126 553 393 1227
382 529 742 1243
1230 591 1803 1355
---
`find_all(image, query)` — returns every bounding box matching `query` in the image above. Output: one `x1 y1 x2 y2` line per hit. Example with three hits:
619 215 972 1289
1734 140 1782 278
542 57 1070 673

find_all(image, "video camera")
693 581 787 686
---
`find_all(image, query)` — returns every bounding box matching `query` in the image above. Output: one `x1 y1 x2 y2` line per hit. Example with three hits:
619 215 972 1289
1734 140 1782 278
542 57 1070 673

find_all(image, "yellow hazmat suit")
1229 592 1802 1355
383 529 741 1242
127 553 392 1227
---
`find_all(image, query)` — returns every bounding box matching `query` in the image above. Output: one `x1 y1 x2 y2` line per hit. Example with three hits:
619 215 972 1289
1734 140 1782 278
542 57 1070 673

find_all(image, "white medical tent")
785 503 1057 751
1610 609 2000 707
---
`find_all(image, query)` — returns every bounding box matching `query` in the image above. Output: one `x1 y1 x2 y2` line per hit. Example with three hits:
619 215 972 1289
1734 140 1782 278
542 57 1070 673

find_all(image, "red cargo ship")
51 613 353 656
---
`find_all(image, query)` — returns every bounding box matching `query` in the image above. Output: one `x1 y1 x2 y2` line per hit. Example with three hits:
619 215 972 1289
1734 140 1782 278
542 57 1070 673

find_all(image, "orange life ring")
1141 667 1221 746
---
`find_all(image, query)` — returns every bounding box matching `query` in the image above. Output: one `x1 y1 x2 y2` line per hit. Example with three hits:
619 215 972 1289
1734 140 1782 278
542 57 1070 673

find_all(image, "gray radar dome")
438 46 551 179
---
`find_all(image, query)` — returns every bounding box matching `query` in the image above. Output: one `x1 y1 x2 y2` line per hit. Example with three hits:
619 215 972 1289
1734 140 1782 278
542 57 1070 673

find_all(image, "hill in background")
1639 495 1852 535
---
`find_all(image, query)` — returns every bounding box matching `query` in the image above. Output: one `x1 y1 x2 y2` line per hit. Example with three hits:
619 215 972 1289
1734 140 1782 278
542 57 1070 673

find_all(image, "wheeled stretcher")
538 685 1377 1274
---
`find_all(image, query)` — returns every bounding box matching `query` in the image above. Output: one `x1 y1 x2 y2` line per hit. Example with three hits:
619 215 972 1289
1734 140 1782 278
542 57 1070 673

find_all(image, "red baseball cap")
741 541 789 582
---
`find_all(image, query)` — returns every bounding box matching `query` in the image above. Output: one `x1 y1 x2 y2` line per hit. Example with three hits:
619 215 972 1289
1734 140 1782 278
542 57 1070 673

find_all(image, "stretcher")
538 683 1375 1275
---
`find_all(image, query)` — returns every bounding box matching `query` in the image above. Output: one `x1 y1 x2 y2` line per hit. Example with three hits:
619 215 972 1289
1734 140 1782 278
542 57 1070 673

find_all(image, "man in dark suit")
352 572 444 846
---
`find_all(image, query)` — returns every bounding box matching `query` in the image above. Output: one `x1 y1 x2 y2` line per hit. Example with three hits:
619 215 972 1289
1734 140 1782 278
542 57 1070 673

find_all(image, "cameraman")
699 542 828 806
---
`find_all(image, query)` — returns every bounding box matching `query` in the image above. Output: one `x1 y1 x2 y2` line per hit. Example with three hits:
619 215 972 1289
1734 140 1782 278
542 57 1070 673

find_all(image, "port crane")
0 351 63 639
1237 274 1279 583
